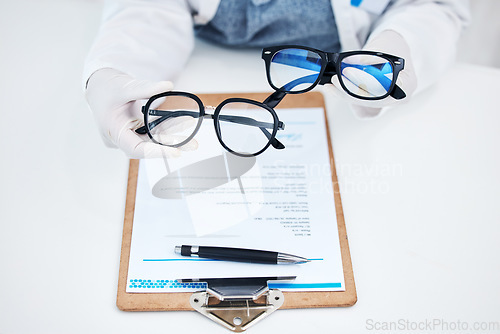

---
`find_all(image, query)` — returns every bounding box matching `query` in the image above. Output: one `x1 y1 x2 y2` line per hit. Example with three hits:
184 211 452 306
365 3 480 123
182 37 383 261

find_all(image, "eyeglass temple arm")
135 109 285 150
260 91 288 149
390 84 406 99
265 75 319 104
136 109 283 132
134 109 195 134
260 127 284 149
218 113 285 150
263 90 287 109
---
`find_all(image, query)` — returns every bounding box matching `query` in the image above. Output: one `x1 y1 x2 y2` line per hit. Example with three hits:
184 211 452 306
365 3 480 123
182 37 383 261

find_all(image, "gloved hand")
324 30 417 118
85 68 198 158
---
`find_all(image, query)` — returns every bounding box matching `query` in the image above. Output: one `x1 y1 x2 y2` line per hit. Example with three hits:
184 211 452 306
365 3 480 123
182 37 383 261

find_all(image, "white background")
0 1 499 333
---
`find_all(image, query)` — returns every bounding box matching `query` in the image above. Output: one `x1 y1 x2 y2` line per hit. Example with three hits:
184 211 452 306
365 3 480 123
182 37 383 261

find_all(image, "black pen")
175 245 310 264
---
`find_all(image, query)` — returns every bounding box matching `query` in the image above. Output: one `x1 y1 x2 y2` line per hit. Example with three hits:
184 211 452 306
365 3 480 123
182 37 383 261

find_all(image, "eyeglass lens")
146 95 202 147
217 102 275 156
340 54 394 98
270 48 322 92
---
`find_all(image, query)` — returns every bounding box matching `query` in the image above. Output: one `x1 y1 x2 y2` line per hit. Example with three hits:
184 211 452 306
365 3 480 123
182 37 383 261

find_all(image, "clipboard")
117 92 356 330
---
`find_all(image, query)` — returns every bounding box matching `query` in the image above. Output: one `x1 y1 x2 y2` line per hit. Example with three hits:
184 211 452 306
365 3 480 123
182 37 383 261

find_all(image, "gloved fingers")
123 79 174 103
152 116 199 135
86 68 174 113
348 104 386 119
85 68 184 157
140 142 183 159
99 131 119 148
341 67 389 98
173 137 198 151
118 127 182 159
116 101 197 142
150 96 167 110
323 77 345 99
150 132 198 147
121 85 172 121
323 30 417 118
323 82 385 118
362 30 417 98
391 63 417 99
327 76 397 109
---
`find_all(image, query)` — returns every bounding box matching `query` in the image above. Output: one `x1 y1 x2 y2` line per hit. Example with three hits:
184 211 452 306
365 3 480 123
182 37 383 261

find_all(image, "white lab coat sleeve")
367 0 470 94
83 0 195 89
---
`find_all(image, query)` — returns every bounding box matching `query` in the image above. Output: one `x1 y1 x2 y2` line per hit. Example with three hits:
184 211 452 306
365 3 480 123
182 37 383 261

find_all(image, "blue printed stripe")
268 282 342 289
128 279 207 289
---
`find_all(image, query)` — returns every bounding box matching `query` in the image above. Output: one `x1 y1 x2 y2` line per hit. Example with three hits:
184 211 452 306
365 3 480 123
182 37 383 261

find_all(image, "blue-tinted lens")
340 55 394 98
270 48 323 92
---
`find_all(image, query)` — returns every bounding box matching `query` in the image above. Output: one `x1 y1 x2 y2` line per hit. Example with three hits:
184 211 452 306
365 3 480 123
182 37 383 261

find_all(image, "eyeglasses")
262 45 406 100
135 91 285 157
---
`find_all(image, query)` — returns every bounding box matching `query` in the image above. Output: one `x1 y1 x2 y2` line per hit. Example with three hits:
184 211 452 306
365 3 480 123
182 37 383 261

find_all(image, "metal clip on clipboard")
178 276 296 332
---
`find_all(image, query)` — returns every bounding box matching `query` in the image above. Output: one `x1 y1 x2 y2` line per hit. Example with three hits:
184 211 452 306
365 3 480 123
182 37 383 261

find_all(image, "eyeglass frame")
135 91 286 157
261 45 406 101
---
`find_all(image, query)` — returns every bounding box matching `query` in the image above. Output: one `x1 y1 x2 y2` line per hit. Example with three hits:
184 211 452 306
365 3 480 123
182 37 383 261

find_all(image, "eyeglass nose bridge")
317 52 339 85
203 105 217 119
319 63 338 85
326 52 339 63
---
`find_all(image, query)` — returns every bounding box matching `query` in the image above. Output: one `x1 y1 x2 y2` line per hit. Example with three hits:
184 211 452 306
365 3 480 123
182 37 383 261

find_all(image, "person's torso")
195 0 341 52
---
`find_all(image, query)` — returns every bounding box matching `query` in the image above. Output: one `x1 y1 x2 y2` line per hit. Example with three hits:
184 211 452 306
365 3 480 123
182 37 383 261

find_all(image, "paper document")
126 107 345 293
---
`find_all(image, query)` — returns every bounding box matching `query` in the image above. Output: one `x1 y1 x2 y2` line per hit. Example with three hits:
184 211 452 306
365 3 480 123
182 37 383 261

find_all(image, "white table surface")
1 1 499 333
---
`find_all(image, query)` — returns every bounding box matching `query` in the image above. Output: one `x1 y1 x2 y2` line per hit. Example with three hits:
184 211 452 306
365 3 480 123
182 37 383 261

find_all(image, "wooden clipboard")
117 92 357 311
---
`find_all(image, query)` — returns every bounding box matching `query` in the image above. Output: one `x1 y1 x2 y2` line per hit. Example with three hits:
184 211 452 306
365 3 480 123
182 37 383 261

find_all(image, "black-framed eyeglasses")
135 91 286 157
262 45 406 100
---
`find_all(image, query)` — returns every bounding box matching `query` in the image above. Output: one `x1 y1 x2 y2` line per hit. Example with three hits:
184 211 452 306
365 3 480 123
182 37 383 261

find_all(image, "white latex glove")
324 30 417 118
85 68 198 158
